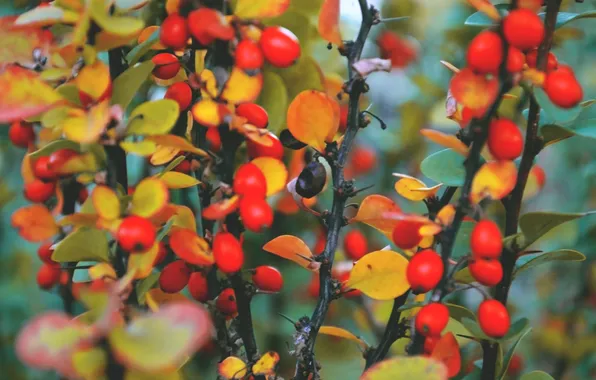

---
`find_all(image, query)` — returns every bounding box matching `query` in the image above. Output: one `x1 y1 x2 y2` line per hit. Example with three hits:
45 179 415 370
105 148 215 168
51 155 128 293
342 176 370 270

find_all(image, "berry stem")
293 2 376 379
483 0 562 378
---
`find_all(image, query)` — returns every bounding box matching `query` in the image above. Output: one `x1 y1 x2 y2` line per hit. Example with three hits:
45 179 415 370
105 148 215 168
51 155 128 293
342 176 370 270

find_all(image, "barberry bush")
1 0 596 379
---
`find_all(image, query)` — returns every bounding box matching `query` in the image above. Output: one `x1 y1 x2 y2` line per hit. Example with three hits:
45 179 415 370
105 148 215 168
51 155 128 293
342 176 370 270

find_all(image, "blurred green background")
1 0 596 379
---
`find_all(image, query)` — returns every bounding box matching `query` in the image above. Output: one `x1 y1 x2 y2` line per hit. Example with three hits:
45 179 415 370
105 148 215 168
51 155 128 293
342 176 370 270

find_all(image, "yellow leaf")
121 140 158 156
319 326 367 347
89 0 144 36
436 205 456 226
150 145 180 165
170 205 197 231
169 228 214 266
11 205 59 242
262 235 317 270
470 161 517 204
52 227 110 263
252 351 280 376
92 185 120 221
89 263 117 280
62 101 111 144
361 356 448 380
287 90 340 152
393 174 442 202
218 356 247 379
131 177 169 218
159 172 201 189
77 60 111 102
15 4 78 27
351 195 402 237
72 347 107 380
58 213 99 228
251 157 288 196
127 100 179 136
191 99 227 128
146 134 207 157
234 0 290 19
56 152 100 175
420 129 468 156
124 369 183 380
220 68 263 104
318 0 343 47
128 242 160 279
109 303 212 373
346 250 409 301
145 288 189 312
198 69 217 99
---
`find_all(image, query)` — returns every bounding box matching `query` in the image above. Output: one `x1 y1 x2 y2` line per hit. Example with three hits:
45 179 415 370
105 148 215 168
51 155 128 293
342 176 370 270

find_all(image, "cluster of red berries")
469 220 503 287
238 103 284 160
35 242 62 290
234 163 273 233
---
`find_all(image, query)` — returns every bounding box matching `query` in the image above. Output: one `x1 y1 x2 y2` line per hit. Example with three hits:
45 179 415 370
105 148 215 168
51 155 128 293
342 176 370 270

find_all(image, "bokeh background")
1 0 596 379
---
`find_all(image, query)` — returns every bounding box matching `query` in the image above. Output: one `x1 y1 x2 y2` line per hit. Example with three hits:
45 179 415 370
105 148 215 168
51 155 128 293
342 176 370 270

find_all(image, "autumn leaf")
431 333 461 378
346 250 409 300
191 99 229 128
144 288 190 311
150 145 180 165
89 263 117 281
252 351 280 376
169 228 214 266
251 157 288 196
72 347 107 380
127 99 180 136
127 242 161 279
62 101 111 144
220 68 263 104
218 356 247 379
120 140 158 156
318 0 343 47
159 172 201 189
393 173 442 202
450 68 498 111
262 235 318 270
0 17 53 68
467 0 501 21
351 194 402 237
361 356 448 380
319 326 368 347
146 134 207 157
130 177 169 218
92 185 120 221
420 129 468 156
234 0 290 19
202 196 240 220
11 204 59 242
0 65 64 123
287 90 340 152
77 59 111 104
470 161 517 204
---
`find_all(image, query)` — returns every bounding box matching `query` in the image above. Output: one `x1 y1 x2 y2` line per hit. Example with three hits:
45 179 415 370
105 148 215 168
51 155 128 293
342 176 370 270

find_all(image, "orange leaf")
145 288 189 311
318 0 343 47
92 185 120 221
191 99 229 128
76 60 111 103
0 65 64 123
251 157 288 196
21 153 36 184
393 173 442 202
0 17 53 68
138 26 165 50
218 356 247 379
169 228 214 266
262 235 317 271
130 177 169 218
431 333 461 378
234 0 290 19
470 161 517 204
220 68 263 104
351 195 401 237
202 195 240 220
467 0 501 21
420 129 468 156
170 205 197 231
287 90 340 152
252 351 280 376
11 205 59 242
450 68 498 111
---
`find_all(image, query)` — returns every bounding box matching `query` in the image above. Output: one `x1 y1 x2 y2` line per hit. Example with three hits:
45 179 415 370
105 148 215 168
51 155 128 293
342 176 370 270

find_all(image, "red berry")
165 82 193 111
78 187 89 204
252 265 283 292
160 13 189 50
503 9 545 51
152 53 180 80
488 118 523 161
236 103 269 129
507 354 524 376
506 47 525 73
235 40 264 71
116 215 156 253
48 148 78 175
33 156 56 181
307 274 320 298
350 145 376 176
469 258 503 286
154 242 167 266
233 163 267 198
339 105 348 133
188 271 209 302
206 128 222 152
526 49 558 71
314 232 326 255
392 220 423 250
239 197 274 233
216 288 238 315
37 242 55 264
213 232 244 274
159 260 190 293
9 121 35 148
406 249 444 293
466 31 503 74
24 179 55 203
415 303 449 337
478 299 510 338
173 159 191 173
423 335 440 354
37 263 61 290
259 26 301 68
470 220 503 259
544 66 583 109
531 165 546 188
247 133 284 160
343 230 368 261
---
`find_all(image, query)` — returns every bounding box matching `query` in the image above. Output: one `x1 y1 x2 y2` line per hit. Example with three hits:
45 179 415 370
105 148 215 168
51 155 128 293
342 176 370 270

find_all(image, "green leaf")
159 155 185 175
420 149 467 186
461 318 492 341
127 99 179 136
452 221 475 259
136 272 160 304
361 356 448 380
52 228 110 263
257 71 288 133
520 371 555 380
519 211 592 247
540 124 575 147
464 4 509 27
446 303 475 323
514 249 585 277
461 369 482 380
538 11 596 29
29 139 80 159
272 56 323 101
454 267 474 284
156 218 175 242
445 318 474 347
498 325 532 379
111 60 156 110
396 302 424 313
533 88 583 126
499 318 529 342
72 261 97 283
125 29 159 66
